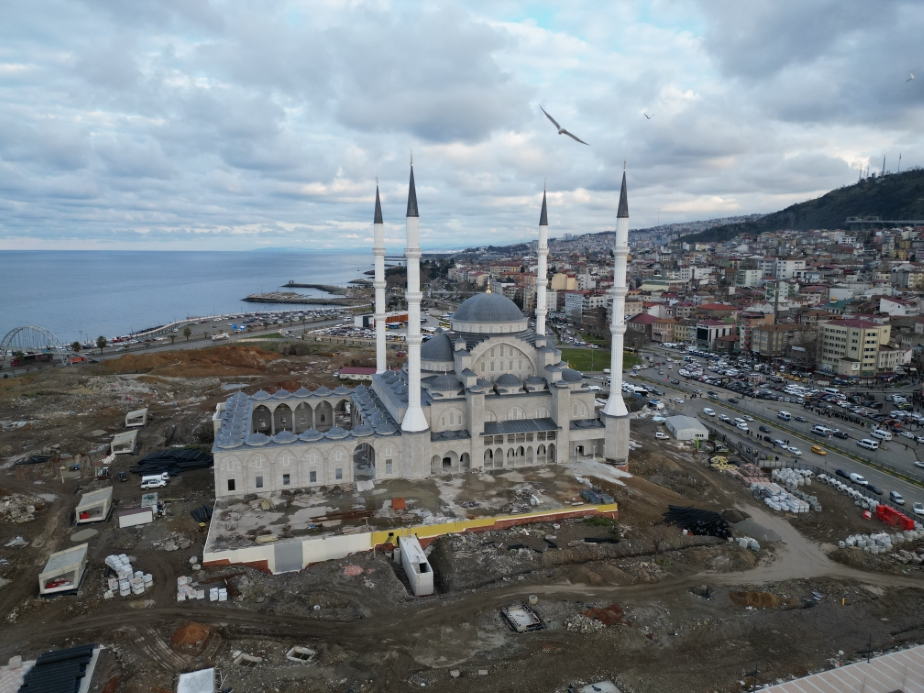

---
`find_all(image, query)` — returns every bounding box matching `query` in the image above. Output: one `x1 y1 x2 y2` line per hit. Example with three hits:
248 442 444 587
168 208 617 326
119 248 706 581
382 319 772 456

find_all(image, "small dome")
561 368 583 382
495 373 522 387
430 375 461 391
272 389 291 399
333 385 352 395
251 390 271 401
245 432 270 446
294 387 312 397
525 376 546 384
298 429 323 441
313 386 332 396
352 424 374 437
272 430 298 444
375 423 397 435
215 435 242 449
421 332 454 361
325 426 349 439
452 293 525 324
476 378 493 388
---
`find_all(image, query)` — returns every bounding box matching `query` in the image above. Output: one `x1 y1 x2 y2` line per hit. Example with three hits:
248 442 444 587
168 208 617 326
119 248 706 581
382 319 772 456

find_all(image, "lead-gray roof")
421 332 453 361
561 368 583 382
407 165 419 218
452 292 525 323
374 184 383 224
482 418 559 436
617 170 629 219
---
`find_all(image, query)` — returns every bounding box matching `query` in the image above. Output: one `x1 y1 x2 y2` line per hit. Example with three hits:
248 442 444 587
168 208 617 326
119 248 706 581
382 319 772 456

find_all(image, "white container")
177 592 186 602
196 590 205 600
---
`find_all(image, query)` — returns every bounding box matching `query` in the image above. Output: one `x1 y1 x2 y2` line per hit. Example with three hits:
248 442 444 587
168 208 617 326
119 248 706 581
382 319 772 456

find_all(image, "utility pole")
858 634 874 663
745 661 760 691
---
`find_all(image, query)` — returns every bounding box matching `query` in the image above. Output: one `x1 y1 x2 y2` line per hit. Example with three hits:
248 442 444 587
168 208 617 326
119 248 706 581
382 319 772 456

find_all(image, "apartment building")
819 319 891 378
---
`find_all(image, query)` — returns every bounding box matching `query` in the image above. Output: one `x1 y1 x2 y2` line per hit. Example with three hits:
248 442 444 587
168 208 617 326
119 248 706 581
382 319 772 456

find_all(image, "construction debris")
662 506 732 539
103 554 152 598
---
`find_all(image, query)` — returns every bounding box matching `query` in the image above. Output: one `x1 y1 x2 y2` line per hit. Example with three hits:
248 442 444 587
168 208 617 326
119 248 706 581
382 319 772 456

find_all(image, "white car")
742 415 753 422
673 397 684 404
736 423 749 432
901 431 916 440
849 473 868 486
913 502 924 517
788 447 802 456
719 414 731 422
655 432 669 440
703 408 716 417
587 385 602 392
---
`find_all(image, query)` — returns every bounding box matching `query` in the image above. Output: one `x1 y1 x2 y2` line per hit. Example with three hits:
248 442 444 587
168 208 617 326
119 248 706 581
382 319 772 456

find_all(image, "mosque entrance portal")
353 443 375 481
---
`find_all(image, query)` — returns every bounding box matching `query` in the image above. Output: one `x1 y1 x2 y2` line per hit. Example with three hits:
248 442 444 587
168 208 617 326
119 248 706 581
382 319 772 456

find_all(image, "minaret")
536 185 549 337
373 182 387 374
401 157 428 432
603 170 630 419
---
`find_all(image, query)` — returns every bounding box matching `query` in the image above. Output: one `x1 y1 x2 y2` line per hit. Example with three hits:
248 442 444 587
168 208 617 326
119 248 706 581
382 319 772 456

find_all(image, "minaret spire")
401 159 427 433
603 170 630 420
373 181 386 373
536 185 549 336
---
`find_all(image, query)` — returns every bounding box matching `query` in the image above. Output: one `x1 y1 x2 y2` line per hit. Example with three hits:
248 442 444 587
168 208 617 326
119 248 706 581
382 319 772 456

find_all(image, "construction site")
4 345 924 692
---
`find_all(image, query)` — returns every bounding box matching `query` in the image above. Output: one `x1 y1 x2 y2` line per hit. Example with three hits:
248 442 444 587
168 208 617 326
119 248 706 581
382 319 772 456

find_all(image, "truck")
211 333 230 342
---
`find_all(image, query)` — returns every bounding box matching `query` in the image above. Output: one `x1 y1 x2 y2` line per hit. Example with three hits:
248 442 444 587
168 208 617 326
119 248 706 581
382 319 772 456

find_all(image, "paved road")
592 370 924 511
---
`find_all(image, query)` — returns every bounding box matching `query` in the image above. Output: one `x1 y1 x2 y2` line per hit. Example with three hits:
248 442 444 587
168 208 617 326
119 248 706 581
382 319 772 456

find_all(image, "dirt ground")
4 348 924 692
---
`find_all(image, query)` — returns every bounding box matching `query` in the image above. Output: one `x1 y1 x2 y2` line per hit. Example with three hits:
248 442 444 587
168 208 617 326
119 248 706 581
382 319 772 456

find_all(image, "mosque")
210 164 632 499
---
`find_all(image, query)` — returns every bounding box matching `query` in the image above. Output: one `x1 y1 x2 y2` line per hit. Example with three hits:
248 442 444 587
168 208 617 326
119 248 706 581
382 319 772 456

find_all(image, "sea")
0 251 373 344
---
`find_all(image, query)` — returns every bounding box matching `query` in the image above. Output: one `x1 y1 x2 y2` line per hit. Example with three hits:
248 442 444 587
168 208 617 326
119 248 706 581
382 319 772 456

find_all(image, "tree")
183 326 192 341
71 341 81 353
169 334 176 346
96 336 107 354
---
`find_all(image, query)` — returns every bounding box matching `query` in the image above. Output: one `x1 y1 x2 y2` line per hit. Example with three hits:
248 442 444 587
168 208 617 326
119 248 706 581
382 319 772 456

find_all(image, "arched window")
536 407 550 418
333 449 343 461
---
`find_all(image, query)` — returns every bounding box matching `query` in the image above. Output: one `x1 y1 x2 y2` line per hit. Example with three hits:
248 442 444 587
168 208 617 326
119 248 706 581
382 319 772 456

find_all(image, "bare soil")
3 356 924 692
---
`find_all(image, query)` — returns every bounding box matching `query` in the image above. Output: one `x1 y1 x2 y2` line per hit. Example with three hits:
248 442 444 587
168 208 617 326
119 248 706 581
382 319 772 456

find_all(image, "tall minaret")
401 157 428 432
536 185 549 337
373 182 387 374
602 170 630 418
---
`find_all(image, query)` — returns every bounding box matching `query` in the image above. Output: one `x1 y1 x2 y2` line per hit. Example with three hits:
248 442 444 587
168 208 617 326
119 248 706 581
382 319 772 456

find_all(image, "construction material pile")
662 506 732 539
177 575 227 602
190 505 213 524
839 530 924 560
103 554 152 598
750 482 811 513
770 469 822 512
130 448 213 477
736 535 761 551
817 473 880 511
709 456 736 472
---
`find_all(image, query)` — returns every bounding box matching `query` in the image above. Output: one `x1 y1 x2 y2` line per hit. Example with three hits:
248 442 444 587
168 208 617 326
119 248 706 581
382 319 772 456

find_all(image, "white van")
777 411 791 421
811 425 832 437
857 438 880 451
141 473 169 489
870 428 892 441
823 387 840 396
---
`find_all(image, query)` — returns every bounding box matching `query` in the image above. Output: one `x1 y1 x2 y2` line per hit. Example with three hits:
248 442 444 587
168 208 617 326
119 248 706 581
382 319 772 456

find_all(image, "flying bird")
540 106 590 145
907 71 915 82
644 113 654 119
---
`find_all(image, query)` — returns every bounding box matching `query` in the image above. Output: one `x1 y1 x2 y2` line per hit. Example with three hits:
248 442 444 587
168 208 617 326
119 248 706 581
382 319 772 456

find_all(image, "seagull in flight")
540 106 589 145
907 71 915 82
644 113 654 120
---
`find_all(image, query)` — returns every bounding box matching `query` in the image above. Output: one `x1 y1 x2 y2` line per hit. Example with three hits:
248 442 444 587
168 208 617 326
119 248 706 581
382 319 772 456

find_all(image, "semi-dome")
561 368 583 382
421 332 454 361
452 292 524 324
495 373 522 387
430 374 462 391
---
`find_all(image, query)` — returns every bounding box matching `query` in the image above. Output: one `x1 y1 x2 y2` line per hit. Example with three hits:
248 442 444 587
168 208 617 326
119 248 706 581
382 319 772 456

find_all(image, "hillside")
681 168 924 244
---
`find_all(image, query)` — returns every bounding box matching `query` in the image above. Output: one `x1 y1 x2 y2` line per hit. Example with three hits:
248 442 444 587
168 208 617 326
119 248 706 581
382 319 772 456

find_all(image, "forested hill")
680 168 924 244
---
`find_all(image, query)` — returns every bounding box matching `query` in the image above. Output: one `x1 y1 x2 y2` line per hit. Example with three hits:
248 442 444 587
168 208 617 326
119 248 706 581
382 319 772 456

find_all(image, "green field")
559 348 641 371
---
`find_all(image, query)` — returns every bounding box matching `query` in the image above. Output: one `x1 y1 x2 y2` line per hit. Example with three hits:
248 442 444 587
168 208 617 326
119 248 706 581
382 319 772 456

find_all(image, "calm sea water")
0 251 372 343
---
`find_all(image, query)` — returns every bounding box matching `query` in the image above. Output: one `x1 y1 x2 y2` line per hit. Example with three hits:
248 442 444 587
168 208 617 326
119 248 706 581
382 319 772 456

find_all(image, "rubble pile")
177 576 227 602
734 535 761 552
103 554 152 598
750 482 812 513
0 493 46 523
154 532 193 552
565 614 606 633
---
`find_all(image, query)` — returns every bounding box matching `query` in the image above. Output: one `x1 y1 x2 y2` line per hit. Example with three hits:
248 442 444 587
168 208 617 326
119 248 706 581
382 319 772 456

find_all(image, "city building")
818 319 891 378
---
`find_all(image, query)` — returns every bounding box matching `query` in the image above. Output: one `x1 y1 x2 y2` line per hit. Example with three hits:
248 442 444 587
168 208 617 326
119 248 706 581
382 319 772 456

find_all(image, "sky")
2 0 923 251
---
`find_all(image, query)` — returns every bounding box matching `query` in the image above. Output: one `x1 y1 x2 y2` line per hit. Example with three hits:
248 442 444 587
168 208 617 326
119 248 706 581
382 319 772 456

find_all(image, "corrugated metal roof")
483 418 559 436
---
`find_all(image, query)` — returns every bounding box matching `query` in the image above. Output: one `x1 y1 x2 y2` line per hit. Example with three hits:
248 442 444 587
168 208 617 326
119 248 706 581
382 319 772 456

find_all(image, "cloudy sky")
2 1 923 251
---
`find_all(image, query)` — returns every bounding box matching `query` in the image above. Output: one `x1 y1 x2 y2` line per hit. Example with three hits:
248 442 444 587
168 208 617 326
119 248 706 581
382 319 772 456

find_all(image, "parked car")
673 397 684 404
759 425 771 433
867 484 883 496
835 468 850 479
794 416 807 423
742 415 753 421
719 414 731 422
655 432 669 440
118 471 128 482
788 446 802 456
669 379 680 385
703 408 716 417
913 502 924 517
728 398 739 404
901 430 916 440
737 423 749 432
849 473 868 486
832 430 849 440
891 490 906 505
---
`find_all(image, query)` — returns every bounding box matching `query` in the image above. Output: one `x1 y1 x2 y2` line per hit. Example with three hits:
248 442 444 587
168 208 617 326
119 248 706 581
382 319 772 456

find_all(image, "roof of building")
831 319 884 329
561 368 583 382
452 292 525 323
483 418 559 436
539 188 548 226
665 415 708 434
495 373 522 387
421 332 454 361
18 644 96 693
429 374 462 391
629 313 658 324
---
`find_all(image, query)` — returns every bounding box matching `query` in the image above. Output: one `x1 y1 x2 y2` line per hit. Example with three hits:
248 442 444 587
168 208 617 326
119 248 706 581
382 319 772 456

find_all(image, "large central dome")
451 292 528 334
